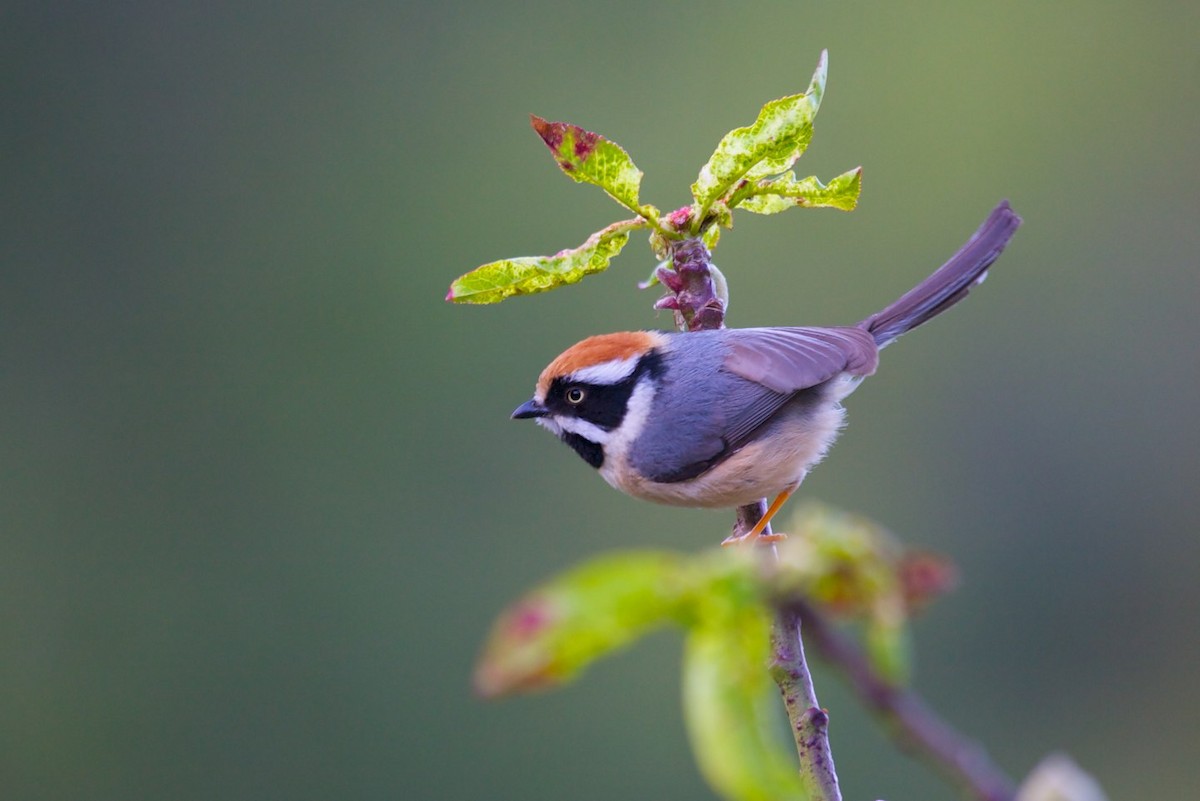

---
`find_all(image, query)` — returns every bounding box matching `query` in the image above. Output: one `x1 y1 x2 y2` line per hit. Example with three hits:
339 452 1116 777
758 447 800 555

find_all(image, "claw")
721 529 787 547
720 487 796 547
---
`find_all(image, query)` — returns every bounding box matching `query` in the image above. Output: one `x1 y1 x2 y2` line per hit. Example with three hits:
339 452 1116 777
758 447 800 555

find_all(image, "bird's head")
512 331 666 469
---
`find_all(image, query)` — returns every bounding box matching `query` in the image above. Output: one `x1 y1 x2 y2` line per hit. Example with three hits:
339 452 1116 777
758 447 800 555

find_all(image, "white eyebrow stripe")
568 357 640 386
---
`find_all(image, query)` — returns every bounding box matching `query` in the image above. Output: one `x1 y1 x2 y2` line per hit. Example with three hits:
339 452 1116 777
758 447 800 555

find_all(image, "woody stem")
739 502 843 801
781 596 1016 801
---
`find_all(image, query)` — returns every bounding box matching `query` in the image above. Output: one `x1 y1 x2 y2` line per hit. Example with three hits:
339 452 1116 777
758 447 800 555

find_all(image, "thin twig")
739 502 843 801
784 597 1016 801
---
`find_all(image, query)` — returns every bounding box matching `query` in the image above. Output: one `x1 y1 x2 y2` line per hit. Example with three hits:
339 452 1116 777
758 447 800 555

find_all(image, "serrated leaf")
531 115 646 214
683 599 811 801
473 552 686 697
691 50 828 217
736 167 862 215
447 220 642 304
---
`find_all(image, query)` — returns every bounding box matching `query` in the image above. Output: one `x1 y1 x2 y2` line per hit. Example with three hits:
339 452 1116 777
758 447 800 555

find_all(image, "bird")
512 201 1022 546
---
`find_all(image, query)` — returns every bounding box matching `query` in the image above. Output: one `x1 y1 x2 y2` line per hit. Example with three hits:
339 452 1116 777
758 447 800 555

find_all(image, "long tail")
859 200 1022 348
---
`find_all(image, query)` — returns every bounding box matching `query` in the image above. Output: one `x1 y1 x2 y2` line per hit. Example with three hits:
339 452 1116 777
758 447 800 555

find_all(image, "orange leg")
721 486 795 547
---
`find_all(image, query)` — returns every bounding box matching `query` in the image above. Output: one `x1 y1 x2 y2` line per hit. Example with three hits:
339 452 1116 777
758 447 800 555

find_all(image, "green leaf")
701 224 722 251
698 201 733 250
773 503 923 685
447 219 643 304
691 51 829 217
531 115 649 216
473 552 686 697
735 167 863 215
638 260 665 290
865 612 913 687
683 596 811 801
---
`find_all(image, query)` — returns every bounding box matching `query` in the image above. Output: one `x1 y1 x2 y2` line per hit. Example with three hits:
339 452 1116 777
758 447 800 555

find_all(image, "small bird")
513 202 1021 545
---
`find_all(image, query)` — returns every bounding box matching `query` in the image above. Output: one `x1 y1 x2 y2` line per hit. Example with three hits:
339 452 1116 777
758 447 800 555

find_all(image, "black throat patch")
546 350 664 470
559 431 604 469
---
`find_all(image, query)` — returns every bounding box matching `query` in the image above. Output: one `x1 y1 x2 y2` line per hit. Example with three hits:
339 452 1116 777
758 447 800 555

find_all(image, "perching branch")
741 502 843 801
783 597 1016 801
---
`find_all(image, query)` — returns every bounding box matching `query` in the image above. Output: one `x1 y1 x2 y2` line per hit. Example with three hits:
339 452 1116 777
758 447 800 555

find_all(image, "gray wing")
631 327 878 484
722 326 879 393
632 368 786 483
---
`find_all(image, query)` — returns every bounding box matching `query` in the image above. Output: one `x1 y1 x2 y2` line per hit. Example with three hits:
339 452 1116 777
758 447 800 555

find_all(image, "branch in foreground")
772 607 841 801
738 501 843 801
784 597 1016 801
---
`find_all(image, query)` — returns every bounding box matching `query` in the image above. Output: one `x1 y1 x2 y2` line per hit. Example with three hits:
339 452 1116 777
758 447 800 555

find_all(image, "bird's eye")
565 387 586 405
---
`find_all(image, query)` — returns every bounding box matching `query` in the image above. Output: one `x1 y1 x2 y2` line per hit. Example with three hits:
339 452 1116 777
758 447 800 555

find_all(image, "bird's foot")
721 488 796 547
721 526 787 547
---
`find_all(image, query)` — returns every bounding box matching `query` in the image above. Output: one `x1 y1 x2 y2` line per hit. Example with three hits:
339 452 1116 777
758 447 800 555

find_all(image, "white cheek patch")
567 356 639 386
604 380 655 453
553 416 611 445
597 380 655 490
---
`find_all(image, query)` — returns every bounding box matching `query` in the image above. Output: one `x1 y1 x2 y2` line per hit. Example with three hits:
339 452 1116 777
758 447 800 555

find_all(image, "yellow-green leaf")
691 51 828 217
736 167 862 215
865 612 913 687
473 552 686 697
702 223 722 251
531 115 646 215
683 602 811 801
447 220 643 304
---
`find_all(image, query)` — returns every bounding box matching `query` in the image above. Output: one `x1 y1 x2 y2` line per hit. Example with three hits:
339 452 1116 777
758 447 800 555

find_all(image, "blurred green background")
3 3 1197 800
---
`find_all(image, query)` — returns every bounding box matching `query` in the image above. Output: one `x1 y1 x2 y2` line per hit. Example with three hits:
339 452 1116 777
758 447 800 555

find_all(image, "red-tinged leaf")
473 552 686 698
530 115 646 214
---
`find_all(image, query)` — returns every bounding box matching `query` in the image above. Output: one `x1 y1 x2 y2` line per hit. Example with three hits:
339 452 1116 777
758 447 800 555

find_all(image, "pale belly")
600 400 847 509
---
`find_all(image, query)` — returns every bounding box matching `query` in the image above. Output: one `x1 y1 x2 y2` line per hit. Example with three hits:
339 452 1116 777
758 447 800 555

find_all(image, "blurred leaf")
735 167 862 215
691 50 828 217
897 551 959 610
474 551 685 697
864 613 913 686
447 219 643 304
775 503 903 617
771 502 953 685
1016 755 1109 801
530 115 652 218
682 598 812 801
